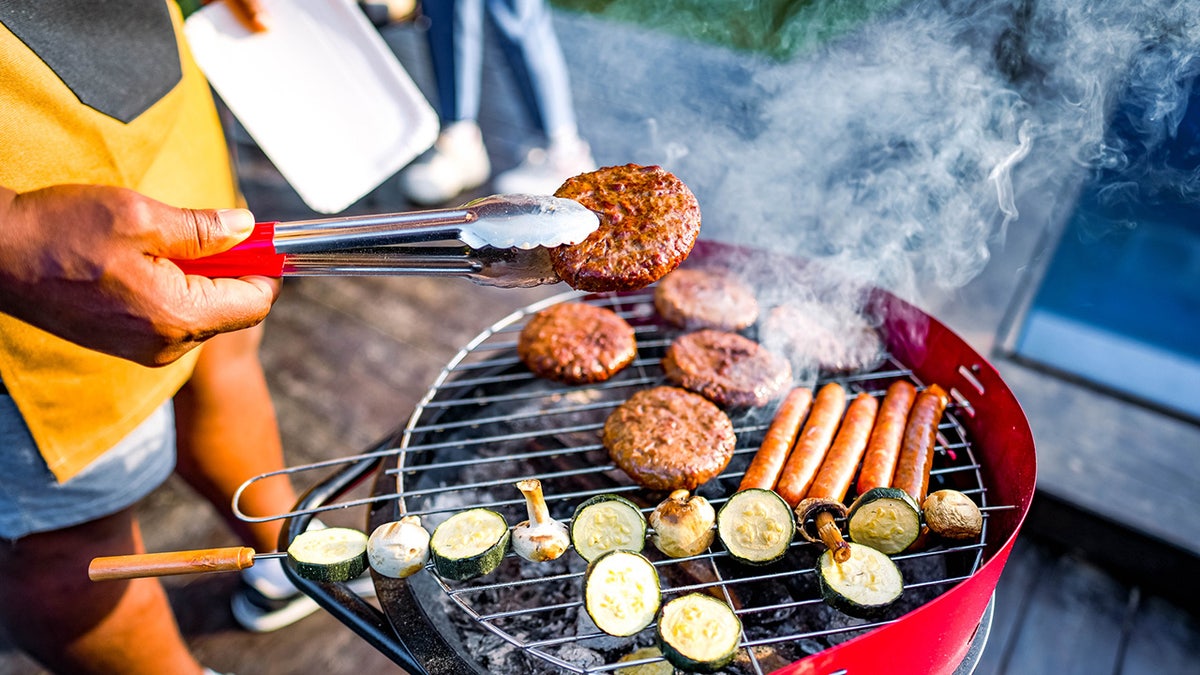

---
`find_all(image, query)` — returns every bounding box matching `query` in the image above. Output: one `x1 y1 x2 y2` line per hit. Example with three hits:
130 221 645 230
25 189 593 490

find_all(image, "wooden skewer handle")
88 546 258 581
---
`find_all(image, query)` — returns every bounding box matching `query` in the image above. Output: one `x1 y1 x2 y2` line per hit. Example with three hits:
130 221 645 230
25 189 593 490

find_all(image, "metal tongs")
173 194 599 288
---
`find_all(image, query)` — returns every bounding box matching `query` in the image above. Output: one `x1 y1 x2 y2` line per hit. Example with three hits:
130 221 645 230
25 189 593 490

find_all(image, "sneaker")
397 121 491 206
231 566 376 633
492 136 597 196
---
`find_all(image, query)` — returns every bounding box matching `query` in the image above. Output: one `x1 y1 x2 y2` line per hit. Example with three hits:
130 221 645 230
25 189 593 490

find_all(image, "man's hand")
0 184 281 367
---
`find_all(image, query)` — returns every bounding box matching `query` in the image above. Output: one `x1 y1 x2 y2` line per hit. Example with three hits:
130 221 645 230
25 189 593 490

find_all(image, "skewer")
88 547 287 581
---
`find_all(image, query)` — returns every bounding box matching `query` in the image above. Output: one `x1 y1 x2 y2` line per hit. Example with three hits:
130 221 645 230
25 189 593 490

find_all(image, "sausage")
738 387 813 492
774 382 846 507
891 384 950 503
807 392 880 501
855 381 918 495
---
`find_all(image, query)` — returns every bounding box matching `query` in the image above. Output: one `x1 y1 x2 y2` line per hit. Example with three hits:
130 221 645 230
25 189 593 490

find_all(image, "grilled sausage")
807 392 880 502
891 384 950 503
737 387 812 492
774 383 846 507
855 381 918 495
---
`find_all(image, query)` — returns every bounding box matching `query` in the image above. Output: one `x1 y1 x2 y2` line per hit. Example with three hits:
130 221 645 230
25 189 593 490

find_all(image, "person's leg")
172 325 295 554
0 508 205 675
486 0 577 139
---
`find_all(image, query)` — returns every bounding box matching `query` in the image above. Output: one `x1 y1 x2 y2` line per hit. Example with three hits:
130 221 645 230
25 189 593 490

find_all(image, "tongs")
174 194 599 288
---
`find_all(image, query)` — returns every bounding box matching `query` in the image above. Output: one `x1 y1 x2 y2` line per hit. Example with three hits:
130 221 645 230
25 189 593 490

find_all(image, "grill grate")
243 287 1007 674
385 289 995 674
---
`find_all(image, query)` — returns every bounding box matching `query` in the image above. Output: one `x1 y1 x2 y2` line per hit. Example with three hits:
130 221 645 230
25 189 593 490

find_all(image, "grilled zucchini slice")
584 550 660 636
571 494 647 563
716 488 794 565
847 487 922 555
817 541 904 618
657 593 742 673
429 508 510 581
287 527 369 582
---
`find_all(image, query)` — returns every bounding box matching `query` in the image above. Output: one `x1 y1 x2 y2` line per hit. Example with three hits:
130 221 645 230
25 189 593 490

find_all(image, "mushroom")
922 489 983 539
367 515 431 578
649 489 716 558
512 479 570 562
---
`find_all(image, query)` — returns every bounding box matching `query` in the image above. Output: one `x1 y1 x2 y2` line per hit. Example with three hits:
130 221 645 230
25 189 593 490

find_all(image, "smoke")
566 0 1200 308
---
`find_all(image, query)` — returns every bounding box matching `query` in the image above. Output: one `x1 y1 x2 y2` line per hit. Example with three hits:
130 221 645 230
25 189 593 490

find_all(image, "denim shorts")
0 393 175 541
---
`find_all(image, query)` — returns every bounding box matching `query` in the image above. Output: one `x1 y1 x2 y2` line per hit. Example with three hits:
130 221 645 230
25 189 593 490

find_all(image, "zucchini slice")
615 646 673 675
656 593 742 673
847 487 922 555
816 541 904 618
716 488 794 565
584 550 660 637
287 526 369 582
571 494 647 563
430 508 510 581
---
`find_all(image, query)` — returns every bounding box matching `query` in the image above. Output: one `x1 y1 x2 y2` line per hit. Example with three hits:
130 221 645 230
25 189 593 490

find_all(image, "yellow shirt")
0 2 238 481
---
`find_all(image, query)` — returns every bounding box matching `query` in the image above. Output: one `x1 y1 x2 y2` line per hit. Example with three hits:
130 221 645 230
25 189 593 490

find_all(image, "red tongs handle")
173 221 286 277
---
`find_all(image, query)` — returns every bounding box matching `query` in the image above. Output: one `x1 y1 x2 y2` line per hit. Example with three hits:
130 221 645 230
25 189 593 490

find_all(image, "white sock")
241 519 326 599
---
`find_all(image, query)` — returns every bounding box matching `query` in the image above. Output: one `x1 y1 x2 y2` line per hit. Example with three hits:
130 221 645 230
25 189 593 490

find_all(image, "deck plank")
1119 593 1200 675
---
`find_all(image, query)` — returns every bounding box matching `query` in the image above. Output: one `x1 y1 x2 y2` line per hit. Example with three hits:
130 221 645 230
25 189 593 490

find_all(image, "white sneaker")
492 136 597 195
398 121 491 205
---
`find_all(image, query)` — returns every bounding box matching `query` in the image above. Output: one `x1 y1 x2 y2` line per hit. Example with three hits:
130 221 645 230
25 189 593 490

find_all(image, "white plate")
185 0 438 213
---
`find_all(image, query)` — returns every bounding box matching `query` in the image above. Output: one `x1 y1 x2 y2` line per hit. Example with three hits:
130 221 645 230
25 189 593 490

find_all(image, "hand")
0 184 281 367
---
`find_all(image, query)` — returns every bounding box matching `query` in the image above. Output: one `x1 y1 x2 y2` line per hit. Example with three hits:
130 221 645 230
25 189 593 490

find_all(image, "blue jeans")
423 0 578 138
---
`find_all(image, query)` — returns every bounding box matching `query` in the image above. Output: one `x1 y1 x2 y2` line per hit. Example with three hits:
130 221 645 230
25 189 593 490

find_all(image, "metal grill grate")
305 288 1003 675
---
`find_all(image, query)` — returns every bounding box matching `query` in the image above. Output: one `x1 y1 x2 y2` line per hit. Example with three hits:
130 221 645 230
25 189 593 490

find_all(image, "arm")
0 184 280 367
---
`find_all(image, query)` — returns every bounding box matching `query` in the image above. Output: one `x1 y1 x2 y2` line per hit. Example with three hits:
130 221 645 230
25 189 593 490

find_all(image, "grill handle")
279 452 429 675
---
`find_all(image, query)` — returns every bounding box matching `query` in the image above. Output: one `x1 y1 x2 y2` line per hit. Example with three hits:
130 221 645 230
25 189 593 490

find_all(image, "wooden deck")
2 9 1199 675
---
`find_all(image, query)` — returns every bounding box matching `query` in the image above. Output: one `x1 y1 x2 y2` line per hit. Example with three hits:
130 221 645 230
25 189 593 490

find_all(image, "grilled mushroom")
512 479 570 562
649 489 716 558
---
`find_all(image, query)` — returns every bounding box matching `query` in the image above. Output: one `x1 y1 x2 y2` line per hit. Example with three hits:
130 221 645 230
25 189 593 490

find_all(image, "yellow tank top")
0 2 238 481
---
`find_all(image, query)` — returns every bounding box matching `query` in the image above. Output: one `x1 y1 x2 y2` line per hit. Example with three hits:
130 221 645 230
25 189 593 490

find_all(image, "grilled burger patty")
653 268 759 331
603 386 736 491
518 302 637 384
662 329 792 408
551 164 701 292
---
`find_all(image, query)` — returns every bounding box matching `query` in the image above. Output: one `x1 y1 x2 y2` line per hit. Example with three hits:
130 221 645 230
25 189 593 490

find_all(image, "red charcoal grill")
258 240 1036 675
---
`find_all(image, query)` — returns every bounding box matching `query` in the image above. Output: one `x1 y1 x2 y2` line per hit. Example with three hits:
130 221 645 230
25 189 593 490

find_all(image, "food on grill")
856 381 918 495
758 301 885 373
653 267 759 331
615 646 673 675
922 489 983 540
648 489 716 558
287 527 369 582
429 508 511 581
603 386 737 491
584 550 661 637
795 497 851 561
512 479 570 563
716 488 795 565
656 593 742 673
774 383 847 506
367 516 430 579
892 384 951 504
570 494 648 563
661 329 792 408
738 387 813 492
551 163 701 292
807 392 880 503
816 542 905 619
847 487 922 555
517 302 637 384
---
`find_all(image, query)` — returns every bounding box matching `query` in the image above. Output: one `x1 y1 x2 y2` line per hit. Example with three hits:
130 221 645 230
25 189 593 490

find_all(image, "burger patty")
551 164 701 292
662 329 792 408
759 302 884 374
602 386 736 491
653 267 759 331
518 302 637 384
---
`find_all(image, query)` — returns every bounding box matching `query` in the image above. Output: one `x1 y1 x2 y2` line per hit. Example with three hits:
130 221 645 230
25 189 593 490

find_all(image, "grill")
256 241 1036 675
